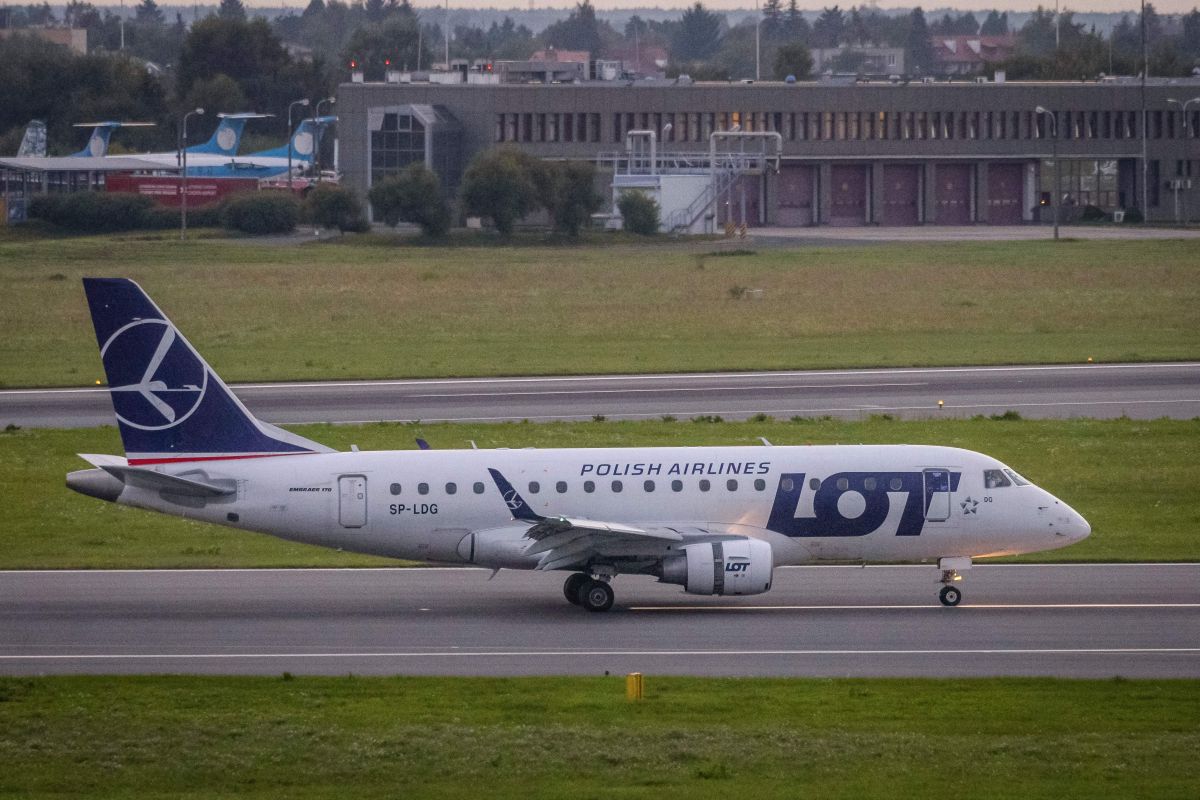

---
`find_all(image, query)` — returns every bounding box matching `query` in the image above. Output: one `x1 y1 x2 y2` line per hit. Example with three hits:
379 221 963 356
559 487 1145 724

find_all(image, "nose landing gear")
936 556 971 607
563 572 615 612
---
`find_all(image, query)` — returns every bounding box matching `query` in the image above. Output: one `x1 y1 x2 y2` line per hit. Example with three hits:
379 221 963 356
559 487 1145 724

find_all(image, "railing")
595 151 772 175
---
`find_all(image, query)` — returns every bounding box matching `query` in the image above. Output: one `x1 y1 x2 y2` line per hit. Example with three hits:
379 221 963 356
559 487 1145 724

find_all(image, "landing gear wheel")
939 585 962 607
563 573 588 605
577 579 615 613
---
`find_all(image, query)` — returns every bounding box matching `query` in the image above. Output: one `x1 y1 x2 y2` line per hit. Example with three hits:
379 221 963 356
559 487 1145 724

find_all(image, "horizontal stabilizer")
79 454 235 497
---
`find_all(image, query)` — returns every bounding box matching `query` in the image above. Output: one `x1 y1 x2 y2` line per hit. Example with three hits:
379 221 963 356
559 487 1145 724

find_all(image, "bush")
219 191 299 235
1080 204 1107 222
540 161 602 236
459 147 541 235
617 190 660 235
29 192 155 232
368 164 452 237
305 184 368 232
1121 207 1145 223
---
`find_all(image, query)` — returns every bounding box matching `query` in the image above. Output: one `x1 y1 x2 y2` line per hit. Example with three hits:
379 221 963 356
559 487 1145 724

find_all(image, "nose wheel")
936 557 971 607
938 584 962 606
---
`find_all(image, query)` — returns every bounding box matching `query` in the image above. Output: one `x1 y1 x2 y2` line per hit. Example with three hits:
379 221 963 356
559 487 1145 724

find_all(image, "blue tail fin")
73 122 120 157
82 278 333 465
188 113 268 156
253 115 337 163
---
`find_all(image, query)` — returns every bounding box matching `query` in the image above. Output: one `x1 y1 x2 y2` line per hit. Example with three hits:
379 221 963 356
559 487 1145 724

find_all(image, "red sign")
105 175 260 208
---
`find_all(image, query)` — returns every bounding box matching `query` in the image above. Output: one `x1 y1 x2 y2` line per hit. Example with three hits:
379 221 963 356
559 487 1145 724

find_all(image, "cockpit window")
1003 469 1030 486
983 469 1012 489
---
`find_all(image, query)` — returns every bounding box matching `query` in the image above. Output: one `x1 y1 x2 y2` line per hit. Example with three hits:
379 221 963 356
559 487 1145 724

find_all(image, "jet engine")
659 539 774 596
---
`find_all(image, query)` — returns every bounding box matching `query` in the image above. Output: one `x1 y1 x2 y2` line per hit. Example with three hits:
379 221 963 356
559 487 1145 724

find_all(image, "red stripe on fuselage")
127 452 316 466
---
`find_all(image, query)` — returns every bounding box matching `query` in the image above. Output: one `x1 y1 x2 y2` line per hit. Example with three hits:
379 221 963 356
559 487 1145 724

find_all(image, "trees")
905 8 935 74
368 164 451 237
342 14 427 77
459 148 541 235
305 184 368 232
672 3 723 63
543 161 602 236
617 191 659 235
980 10 1009 36
540 1 609 56
812 6 845 49
218 0 246 21
773 42 813 80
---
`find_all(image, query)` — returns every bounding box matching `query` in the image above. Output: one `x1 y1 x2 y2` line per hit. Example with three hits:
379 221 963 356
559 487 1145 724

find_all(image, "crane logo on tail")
99 319 207 431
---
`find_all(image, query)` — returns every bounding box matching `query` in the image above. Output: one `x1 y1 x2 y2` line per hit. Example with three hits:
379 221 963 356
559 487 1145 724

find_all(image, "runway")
2 362 1198 428
2 564 1196 678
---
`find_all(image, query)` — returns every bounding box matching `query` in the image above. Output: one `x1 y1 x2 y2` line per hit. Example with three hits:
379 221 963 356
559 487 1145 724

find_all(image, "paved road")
1 565 1196 677
2 362 1198 428
751 224 1200 244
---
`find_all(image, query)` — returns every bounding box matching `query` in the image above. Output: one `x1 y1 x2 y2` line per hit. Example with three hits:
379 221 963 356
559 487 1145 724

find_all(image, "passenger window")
983 469 1012 489
644 480 655 492
864 477 877 491
612 480 623 493
782 478 794 492
418 483 429 495
1003 469 1030 486
473 482 485 494
754 478 766 491
528 481 540 494
445 482 457 495
671 480 683 492
389 483 402 496
889 477 903 491
836 478 849 491
584 480 595 493
809 478 820 490
699 479 711 492
726 479 738 491
556 481 568 494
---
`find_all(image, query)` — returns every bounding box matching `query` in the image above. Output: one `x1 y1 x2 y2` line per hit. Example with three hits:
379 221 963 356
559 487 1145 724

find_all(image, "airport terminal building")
338 76 1200 227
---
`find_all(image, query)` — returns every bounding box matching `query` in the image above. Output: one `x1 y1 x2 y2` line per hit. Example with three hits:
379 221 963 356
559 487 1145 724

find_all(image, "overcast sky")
215 2 1198 13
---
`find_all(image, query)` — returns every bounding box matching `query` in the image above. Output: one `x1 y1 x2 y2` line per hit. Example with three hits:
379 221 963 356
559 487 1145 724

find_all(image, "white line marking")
404 382 928 400
2 647 1197 661
2 564 1197 575
3 362 1198 396
630 603 1200 611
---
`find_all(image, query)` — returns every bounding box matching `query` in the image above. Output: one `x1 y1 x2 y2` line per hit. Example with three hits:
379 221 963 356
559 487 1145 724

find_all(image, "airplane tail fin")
17 120 47 157
253 115 337 163
188 113 262 156
81 278 333 465
73 122 119 158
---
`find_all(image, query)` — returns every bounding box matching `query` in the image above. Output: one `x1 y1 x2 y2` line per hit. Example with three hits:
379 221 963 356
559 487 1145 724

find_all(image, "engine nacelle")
660 539 774 596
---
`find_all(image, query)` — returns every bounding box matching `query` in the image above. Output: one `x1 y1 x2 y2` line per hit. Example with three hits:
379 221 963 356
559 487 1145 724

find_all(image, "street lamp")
1035 106 1060 241
287 98 310 192
314 96 335 184
1167 96 1200 225
180 107 203 242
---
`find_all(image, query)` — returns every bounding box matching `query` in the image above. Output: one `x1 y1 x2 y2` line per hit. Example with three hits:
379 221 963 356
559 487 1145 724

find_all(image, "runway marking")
404 382 928 400
2 647 1197 661
630 603 1200 611
3 362 1197 395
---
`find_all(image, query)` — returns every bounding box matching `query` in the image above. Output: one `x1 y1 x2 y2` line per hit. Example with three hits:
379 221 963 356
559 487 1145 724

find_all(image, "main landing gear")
936 556 971 607
563 572 614 612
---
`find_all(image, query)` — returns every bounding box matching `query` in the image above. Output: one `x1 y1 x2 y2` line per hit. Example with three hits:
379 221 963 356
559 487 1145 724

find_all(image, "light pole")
314 96 335 184
1167 96 1200 225
180 107 203 242
1036 106 1060 241
287 98 310 193
755 0 761 82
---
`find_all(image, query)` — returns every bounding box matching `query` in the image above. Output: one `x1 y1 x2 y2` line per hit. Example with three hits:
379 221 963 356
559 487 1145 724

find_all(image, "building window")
522 113 532 142
821 111 833 140
613 112 623 143
589 113 601 142
494 114 505 142
563 113 573 143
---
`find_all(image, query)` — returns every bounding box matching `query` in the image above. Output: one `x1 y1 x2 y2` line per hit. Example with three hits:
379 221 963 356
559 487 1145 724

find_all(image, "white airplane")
68 279 1091 612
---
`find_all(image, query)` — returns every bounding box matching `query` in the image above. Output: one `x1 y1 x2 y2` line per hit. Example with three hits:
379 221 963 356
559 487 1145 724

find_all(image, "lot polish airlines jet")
67 279 1091 612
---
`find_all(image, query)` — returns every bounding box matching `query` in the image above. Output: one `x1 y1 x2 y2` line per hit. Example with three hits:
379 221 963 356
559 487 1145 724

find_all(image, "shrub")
305 184 368 232
459 147 541 235
367 164 452 237
618 190 660 235
220 191 299 235
1121 207 1145 223
534 161 602 236
29 192 155 232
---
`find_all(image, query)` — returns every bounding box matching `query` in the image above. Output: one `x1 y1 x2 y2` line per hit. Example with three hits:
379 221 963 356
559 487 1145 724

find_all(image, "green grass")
0 676 1196 798
1 235 1198 387
2 416 1197 568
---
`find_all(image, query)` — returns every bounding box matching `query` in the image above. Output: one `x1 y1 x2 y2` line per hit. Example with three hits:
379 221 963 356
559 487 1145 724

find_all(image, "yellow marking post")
625 672 644 701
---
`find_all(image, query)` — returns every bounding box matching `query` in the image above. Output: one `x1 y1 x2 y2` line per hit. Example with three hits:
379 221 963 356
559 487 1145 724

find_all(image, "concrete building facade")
338 77 1200 226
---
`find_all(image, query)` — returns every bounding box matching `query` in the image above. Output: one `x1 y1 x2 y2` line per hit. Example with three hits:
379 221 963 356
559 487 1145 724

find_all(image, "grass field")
0 676 1195 798
2 416 1196 568
1 234 1198 387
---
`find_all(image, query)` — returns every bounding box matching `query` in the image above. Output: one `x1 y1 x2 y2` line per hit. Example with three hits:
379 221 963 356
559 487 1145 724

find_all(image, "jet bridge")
598 130 782 234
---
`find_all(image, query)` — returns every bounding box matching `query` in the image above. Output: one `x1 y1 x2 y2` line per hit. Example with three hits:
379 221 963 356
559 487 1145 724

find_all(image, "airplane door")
923 469 952 522
338 475 367 528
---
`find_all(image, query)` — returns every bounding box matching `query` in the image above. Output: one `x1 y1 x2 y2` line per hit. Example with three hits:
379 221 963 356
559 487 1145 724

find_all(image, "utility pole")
1140 0 1149 218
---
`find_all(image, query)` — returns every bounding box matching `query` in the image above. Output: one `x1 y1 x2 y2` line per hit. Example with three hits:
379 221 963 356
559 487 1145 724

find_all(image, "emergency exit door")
923 469 952 521
339 475 367 528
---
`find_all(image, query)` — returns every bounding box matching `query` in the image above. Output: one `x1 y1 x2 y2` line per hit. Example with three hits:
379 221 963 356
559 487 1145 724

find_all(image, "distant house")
499 48 590 84
932 35 1017 76
606 44 669 78
0 27 87 54
812 46 906 76
528 48 590 65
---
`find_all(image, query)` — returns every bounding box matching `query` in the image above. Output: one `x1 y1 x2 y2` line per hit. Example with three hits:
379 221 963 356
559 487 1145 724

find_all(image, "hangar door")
777 165 816 227
988 163 1025 224
829 165 869 226
935 164 973 224
881 165 921 225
